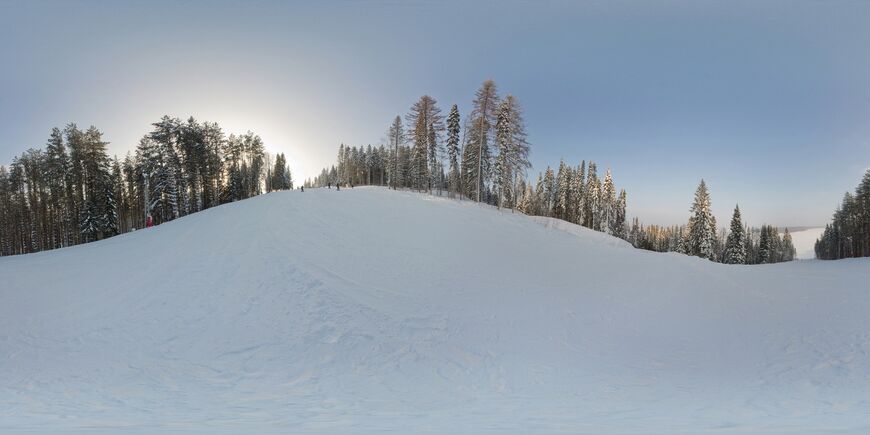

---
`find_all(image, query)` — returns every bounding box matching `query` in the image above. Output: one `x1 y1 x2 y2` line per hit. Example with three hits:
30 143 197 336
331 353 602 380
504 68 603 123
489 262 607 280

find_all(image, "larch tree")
493 94 530 209
405 95 443 192
463 80 499 202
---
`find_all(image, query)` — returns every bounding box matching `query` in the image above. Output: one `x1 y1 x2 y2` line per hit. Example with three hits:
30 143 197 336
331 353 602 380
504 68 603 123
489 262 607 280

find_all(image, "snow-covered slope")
789 227 825 260
2 187 869 434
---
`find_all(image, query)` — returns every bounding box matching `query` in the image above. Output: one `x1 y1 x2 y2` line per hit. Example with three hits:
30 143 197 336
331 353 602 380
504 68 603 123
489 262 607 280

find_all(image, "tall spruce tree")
687 179 717 260
573 161 586 225
601 169 616 235
543 166 555 217
585 162 600 230
445 104 461 197
554 160 570 219
723 205 747 264
782 228 796 262
614 189 627 238
388 116 404 189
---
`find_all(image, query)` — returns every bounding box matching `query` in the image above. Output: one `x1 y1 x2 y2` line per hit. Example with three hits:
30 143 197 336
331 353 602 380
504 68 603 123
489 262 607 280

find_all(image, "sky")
1 0 869 227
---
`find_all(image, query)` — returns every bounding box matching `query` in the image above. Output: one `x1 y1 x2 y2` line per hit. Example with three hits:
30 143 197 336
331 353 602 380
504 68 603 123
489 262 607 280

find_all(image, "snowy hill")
2 187 869 434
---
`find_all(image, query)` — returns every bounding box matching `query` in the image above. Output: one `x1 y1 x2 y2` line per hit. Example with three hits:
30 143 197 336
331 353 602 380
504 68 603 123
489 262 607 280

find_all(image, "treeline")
308 80 532 208
625 180 795 264
307 79 629 238
628 220 796 264
516 160 627 237
0 116 292 256
307 79 797 266
815 169 870 259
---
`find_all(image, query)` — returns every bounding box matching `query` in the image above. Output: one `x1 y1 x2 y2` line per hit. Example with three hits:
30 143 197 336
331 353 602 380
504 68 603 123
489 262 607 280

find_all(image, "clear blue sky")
1 0 869 226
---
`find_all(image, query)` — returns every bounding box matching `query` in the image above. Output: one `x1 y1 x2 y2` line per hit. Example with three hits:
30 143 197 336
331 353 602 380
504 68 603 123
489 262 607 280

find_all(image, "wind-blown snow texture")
2 187 869 434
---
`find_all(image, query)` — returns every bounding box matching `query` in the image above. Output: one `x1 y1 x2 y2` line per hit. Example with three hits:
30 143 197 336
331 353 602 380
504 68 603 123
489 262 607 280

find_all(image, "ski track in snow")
1 187 869 434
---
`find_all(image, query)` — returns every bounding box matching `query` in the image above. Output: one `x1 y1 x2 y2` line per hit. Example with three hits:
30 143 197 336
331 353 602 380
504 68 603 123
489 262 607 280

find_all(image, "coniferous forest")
0 116 292 256
308 80 795 265
814 169 870 259
0 80 819 264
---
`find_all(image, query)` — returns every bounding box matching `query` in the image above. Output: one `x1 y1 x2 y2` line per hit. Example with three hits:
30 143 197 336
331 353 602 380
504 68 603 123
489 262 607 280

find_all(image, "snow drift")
1 187 869 434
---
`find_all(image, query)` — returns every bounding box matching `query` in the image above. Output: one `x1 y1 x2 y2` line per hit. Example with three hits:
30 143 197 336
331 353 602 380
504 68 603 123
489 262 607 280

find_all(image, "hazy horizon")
2 0 869 227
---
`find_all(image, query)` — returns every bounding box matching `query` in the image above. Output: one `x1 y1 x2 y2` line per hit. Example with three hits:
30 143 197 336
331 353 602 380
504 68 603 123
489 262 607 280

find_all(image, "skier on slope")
300 185 304 192
146 214 154 228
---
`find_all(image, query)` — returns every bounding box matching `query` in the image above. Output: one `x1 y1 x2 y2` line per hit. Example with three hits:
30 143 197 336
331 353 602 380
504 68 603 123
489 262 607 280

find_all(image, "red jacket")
146 216 154 228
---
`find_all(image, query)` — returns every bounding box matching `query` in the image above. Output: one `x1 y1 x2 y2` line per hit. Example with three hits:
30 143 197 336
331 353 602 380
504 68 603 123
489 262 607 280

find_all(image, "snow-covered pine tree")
406 96 442 191
534 172 545 215
543 166 555 217
101 159 119 237
517 183 534 214
601 169 616 234
770 226 784 263
200 121 225 209
493 95 530 209
758 225 773 263
629 217 641 246
243 132 265 197
585 162 600 230
178 116 204 213
388 116 404 190
0 166 10 254
148 116 187 215
44 127 71 248
723 205 746 264
554 160 571 220
687 179 717 260
64 124 87 245
614 189 627 238
78 126 115 240
428 120 442 193
782 228 796 261
409 142 425 190
573 161 586 225
79 199 101 243
494 107 510 208
445 104 461 197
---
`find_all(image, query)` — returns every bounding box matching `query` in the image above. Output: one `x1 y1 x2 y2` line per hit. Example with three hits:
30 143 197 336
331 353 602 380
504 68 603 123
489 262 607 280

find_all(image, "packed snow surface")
2 187 869 434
